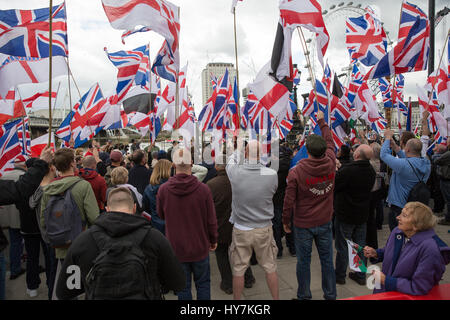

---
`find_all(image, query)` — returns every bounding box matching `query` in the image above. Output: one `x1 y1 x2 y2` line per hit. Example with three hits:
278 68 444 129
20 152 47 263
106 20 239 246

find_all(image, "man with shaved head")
79 156 107 212
226 138 279 300
381 129 431 231
334 144 376 286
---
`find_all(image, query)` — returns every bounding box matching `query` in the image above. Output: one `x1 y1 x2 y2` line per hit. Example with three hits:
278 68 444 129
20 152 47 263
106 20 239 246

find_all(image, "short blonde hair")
150 159 172 186
111 166 128 185
404 202 437 232
75 148 84 157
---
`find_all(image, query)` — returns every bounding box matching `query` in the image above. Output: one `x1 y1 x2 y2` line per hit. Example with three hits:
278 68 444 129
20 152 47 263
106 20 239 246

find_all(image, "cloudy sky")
1 0 449 116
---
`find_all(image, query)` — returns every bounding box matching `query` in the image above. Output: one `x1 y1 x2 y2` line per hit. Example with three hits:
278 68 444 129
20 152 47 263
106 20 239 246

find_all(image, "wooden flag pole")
48 0 53 146
147 43 152 146
426 30 449 106
297 27 319 117
233 7 241 130
175 7 181 140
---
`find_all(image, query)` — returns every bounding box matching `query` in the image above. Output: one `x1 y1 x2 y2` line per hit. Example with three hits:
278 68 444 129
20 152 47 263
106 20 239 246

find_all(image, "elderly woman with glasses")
364 202 450 296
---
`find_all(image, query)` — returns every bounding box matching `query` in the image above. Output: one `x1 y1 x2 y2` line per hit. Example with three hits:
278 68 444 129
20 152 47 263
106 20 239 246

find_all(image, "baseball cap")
110 150 123 162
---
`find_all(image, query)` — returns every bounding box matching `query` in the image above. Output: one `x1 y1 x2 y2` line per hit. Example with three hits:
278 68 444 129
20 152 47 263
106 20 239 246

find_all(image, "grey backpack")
44 179 84 248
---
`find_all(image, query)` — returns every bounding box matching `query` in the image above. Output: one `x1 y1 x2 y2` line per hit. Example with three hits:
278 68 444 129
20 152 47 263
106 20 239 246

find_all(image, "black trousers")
22 234 47 290
366 189 384 249
215 243 254 290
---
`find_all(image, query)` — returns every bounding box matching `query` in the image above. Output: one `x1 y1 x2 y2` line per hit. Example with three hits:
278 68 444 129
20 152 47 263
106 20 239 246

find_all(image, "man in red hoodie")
282 110 337 300
79 156 107 212
157 147 218 300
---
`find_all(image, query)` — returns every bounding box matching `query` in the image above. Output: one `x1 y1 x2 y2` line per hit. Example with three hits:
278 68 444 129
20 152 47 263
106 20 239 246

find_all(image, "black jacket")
0 158 48 206
0 158 48 251
128 164 152 195
206 170 232 244
200 162 217 184
55 211 186 300
335 160 376 225
11 168 41 234
273 150 292 207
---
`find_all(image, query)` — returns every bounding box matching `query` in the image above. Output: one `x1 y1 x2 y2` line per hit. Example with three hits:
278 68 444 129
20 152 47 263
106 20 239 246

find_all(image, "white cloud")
1 0 449 117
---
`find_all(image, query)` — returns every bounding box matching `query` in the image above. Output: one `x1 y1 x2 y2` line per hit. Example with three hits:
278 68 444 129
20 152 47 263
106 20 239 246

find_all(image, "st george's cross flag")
101 0 180 75
30 132 55 158
0 89 26 126
22 90 57 110
0 55 67 99
279 0 329 67
0 2 68 58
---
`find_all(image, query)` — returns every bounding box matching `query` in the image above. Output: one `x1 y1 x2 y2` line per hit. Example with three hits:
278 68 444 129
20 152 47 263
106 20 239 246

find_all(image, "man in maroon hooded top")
282 110 337 300
79 156 107 212
157 147 218 300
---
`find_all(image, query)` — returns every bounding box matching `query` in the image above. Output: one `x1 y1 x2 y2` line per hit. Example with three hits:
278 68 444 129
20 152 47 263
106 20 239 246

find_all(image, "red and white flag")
0 90 26 126
0 56 67 99
22 90 57 110
101 0 180 67
30 133 55 158
248 63 290 120
279 0 329 67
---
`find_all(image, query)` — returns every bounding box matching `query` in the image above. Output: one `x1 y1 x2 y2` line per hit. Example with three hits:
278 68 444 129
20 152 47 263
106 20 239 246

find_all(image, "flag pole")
233 7 241 130
65 57 72 118
426 29 449 106
148 43 152 146
48 0 53 146
174 7 181 141
297 27 319 119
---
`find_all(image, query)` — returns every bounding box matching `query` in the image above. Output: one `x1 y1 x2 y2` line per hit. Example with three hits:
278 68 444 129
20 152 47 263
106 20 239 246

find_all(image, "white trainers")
26 289 38 298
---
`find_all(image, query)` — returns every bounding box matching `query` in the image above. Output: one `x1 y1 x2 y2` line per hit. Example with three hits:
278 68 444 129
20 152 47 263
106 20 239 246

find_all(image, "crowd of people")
0 109 449 300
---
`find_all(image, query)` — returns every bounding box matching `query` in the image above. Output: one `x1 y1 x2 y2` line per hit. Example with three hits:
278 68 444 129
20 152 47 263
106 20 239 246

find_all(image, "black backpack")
85 225 161 300
43 179 84 248
406 160 430 205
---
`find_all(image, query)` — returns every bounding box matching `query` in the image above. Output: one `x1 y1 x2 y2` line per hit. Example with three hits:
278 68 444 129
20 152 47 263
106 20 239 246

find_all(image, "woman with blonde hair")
106 166 143 213
142 159 172 234
364 202 450 295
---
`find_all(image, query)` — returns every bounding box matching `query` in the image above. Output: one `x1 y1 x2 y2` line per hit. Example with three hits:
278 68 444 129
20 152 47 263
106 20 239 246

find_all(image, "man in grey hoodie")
226 140 279 300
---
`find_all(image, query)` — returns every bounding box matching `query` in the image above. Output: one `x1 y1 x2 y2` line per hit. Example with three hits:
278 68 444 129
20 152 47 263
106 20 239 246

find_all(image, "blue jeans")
440 180 450 221
389 205 403 231
335 218 367 280
177 256 211 300
0 252 5 300
8 228 23 276
294 222 336 300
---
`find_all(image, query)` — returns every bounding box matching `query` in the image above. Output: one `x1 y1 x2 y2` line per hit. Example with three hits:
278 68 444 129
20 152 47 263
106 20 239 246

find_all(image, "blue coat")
142 179 168 234
372 227 450 295
380 140 431 208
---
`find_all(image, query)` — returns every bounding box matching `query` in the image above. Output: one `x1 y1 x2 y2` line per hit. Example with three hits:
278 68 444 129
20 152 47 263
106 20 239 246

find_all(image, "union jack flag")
393 74 407 114
322 62 332 91
274 94 297 139
378 77 393 108
152 40 178 83
346 6 387 66
371 115 387 134
303 79 329 119
346 63 364 107
0 119 22 177
365 1 430 79
201 69 230 132
105 45 149 104
57 83 106 148
16 116 31 156
0 3 68 58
